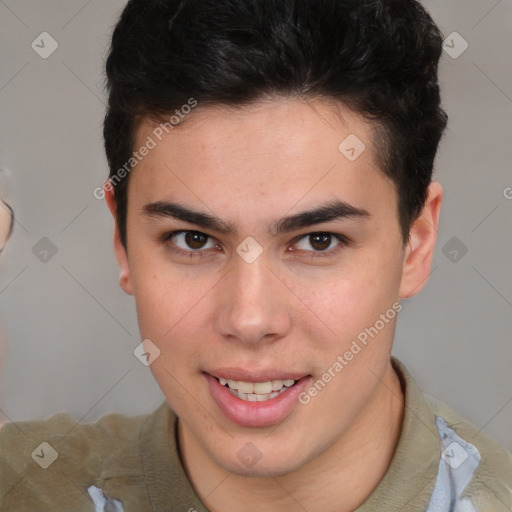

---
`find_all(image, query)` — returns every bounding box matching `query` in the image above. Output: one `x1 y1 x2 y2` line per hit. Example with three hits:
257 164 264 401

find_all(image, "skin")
105 97 442 512
0 199 12 428
0 201 12 254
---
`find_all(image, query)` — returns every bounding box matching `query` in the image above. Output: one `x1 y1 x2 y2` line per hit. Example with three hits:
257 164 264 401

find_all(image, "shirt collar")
356 357 441 511
140 357 440 512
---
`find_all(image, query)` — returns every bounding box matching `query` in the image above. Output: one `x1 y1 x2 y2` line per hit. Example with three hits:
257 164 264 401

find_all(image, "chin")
206 434 316 478
219 452 305 478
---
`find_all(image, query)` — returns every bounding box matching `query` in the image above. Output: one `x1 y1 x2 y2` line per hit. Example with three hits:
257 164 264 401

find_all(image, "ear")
399 181 443 299
104 182 133 295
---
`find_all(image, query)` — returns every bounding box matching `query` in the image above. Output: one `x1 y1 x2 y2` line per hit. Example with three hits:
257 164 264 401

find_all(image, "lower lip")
204 373 311 428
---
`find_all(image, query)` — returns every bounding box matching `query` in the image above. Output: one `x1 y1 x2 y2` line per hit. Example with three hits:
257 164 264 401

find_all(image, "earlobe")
104 181 134 296
399 181 443 299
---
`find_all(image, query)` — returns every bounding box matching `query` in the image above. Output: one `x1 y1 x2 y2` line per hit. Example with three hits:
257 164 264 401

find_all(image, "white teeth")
271 379 284 390
228 388 278 401
216 376 299 398
253 381 273 394
237 381 254 394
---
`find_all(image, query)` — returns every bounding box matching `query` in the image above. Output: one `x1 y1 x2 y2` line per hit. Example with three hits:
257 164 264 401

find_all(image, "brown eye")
292 232 348 257
296 232 339 252
309 233 332 251
184 231 209 249
165 231 217 253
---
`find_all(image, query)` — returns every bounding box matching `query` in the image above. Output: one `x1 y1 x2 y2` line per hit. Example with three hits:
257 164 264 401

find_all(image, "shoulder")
425 393 512 509
0 407 150 474
0 404 168 511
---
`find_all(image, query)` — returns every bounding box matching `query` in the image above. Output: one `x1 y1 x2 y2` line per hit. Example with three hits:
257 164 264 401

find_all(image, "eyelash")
160 230 350 260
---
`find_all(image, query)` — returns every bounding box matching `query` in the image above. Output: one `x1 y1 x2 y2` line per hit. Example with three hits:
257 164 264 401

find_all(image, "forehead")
128 98 396 226
136 97 380 166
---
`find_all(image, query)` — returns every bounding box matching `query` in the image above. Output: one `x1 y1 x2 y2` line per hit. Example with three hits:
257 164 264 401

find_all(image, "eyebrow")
142 199 370 236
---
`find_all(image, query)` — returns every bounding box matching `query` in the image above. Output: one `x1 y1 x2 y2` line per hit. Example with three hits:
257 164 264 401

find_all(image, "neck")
179 362 404 512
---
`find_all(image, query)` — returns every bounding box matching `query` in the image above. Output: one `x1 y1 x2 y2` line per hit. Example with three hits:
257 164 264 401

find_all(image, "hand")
0 200 14 254
0 198 13 431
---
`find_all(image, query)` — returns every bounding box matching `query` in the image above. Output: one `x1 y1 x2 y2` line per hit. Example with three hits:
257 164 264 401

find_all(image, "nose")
215 253 292 347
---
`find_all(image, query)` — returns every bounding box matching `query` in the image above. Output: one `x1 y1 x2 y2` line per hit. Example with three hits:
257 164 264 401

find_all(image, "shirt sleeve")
0 411 151 512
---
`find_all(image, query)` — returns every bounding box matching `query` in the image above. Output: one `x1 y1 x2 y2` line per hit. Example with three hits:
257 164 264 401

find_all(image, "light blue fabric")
87 485 125 512
425 416 481 512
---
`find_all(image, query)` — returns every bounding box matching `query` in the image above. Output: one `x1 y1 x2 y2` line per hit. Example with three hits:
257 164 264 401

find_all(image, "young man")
1 0 511 511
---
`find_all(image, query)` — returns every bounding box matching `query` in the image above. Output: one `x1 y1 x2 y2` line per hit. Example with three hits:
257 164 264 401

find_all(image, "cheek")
134 272 208 340
133 272 211 411
130 253 221 366
292 253 402 412
296 250 402 338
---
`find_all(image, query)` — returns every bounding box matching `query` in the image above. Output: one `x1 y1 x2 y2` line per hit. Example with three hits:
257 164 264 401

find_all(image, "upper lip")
206 368 309 382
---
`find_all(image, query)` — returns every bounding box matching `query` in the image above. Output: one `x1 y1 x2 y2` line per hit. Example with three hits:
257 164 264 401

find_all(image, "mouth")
204 371 312 428
214 376 300 402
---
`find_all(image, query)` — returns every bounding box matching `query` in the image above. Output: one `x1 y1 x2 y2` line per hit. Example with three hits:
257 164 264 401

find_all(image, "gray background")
0 0 510 451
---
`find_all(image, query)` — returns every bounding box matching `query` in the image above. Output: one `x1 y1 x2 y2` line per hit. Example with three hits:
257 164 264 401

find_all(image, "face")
107 97 440 477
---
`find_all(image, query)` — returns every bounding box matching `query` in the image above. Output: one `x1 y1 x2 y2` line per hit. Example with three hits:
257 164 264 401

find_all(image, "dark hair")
104 0 448 249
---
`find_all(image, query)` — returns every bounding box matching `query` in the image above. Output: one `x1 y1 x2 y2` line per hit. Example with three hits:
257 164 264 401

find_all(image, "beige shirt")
0 357 511 511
